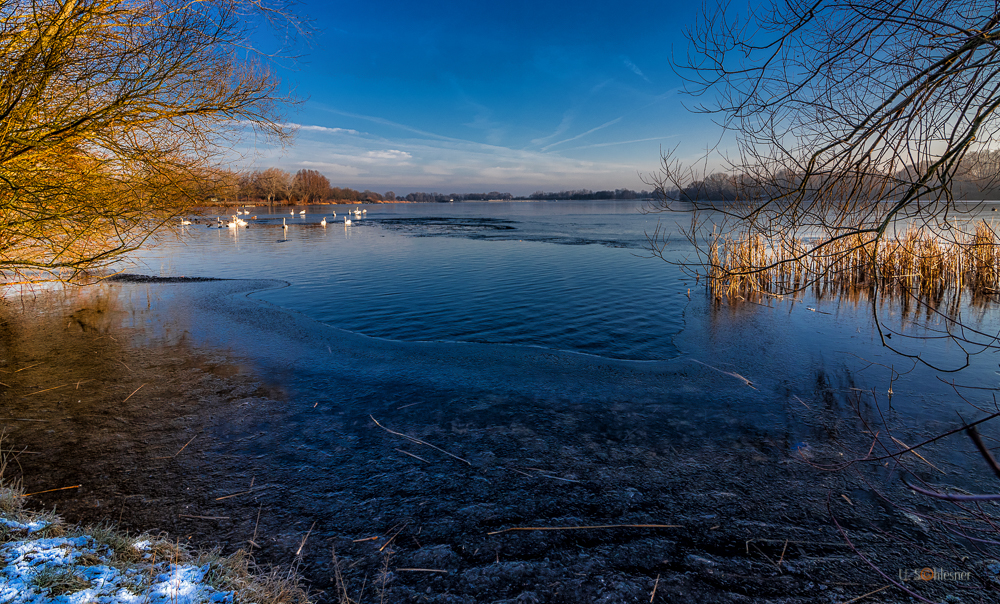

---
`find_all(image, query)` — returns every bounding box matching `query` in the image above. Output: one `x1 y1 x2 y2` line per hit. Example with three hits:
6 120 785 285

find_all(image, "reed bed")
707 219 1000 306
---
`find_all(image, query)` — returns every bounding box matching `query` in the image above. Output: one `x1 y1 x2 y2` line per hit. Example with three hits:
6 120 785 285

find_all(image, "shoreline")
2 279 999 603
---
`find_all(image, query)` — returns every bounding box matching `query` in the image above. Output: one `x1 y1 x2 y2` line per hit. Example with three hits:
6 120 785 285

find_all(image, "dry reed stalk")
331 547 356 604
215 485 267 501
744 538 850 548
889 436 944 474
689 359 755 389
154 434 198 459
706 219 1000 307
122 383 146 403
370 416 471 465
393 448 430 464
487 524 682 536
841 584 893 604
295 521 316 557
249 503 262 550
19 484 81 497
378 522 409 552
22 384 67 396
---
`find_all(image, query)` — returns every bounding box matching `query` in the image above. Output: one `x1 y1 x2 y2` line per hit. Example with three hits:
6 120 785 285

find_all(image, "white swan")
320 217 327 226
283 217 288 230
362 209 367 214
299 209 306 215
179 217 192 225
344 216 352 226
290 210 295 215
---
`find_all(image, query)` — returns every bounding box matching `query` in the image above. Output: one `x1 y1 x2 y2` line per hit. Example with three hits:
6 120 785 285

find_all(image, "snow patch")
0 519 234 604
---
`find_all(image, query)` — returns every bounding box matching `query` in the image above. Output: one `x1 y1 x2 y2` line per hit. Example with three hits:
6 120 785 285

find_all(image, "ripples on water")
129 199 1000 415
132 201 691 360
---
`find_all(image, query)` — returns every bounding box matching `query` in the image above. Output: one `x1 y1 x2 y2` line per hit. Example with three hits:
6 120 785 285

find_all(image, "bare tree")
292 168 329 203
647 0 1000 336
0 0 301 284
255 167 292 204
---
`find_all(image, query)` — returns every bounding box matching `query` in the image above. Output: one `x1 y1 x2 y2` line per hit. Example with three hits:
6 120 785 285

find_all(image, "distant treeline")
524 188 654 200
203 167 655 205
664 151 1000 201
401 191 515 202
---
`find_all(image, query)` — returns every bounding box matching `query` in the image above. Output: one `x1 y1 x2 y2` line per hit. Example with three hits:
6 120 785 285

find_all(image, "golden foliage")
0 0 294 283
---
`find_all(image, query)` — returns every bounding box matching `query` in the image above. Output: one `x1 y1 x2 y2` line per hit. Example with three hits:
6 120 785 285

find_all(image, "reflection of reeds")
708 219 1000 306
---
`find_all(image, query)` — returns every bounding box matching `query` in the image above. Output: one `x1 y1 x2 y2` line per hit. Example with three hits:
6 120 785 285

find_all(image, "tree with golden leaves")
0 0 298 284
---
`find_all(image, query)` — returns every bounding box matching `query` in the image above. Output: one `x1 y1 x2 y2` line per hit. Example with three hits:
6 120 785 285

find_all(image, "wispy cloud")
318 107 465 143
285 123 361 135
541 116 623 151
299 161 363 177
566 135 676 150
239 109 661 193
530 111 575 147
621 56 651 83
365 149 413 160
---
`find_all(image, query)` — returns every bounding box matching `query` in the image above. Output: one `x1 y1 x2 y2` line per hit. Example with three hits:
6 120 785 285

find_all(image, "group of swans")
190 207 367 232
281 210 356 226
225 215 249 229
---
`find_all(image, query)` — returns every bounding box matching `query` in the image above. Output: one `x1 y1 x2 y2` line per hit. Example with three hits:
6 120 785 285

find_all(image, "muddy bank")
1 280 998 603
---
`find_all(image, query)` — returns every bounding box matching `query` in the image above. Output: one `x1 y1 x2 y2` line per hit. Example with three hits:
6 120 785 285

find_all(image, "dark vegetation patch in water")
107 274 229 283
375 217 519 234
372 217 637 248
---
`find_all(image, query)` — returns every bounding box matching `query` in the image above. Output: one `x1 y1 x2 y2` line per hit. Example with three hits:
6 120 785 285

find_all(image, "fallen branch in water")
902 477 1000 501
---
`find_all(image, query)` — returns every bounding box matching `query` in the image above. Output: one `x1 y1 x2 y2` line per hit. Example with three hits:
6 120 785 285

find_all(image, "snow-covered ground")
0 515 237 604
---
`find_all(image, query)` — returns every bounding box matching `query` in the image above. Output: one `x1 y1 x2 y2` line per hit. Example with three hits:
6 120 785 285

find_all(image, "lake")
136 200 688 361
133 199 1000 420
6 199 1000 602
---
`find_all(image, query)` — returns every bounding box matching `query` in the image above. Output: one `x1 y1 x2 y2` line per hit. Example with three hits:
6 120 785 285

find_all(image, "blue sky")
243 0 717 195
